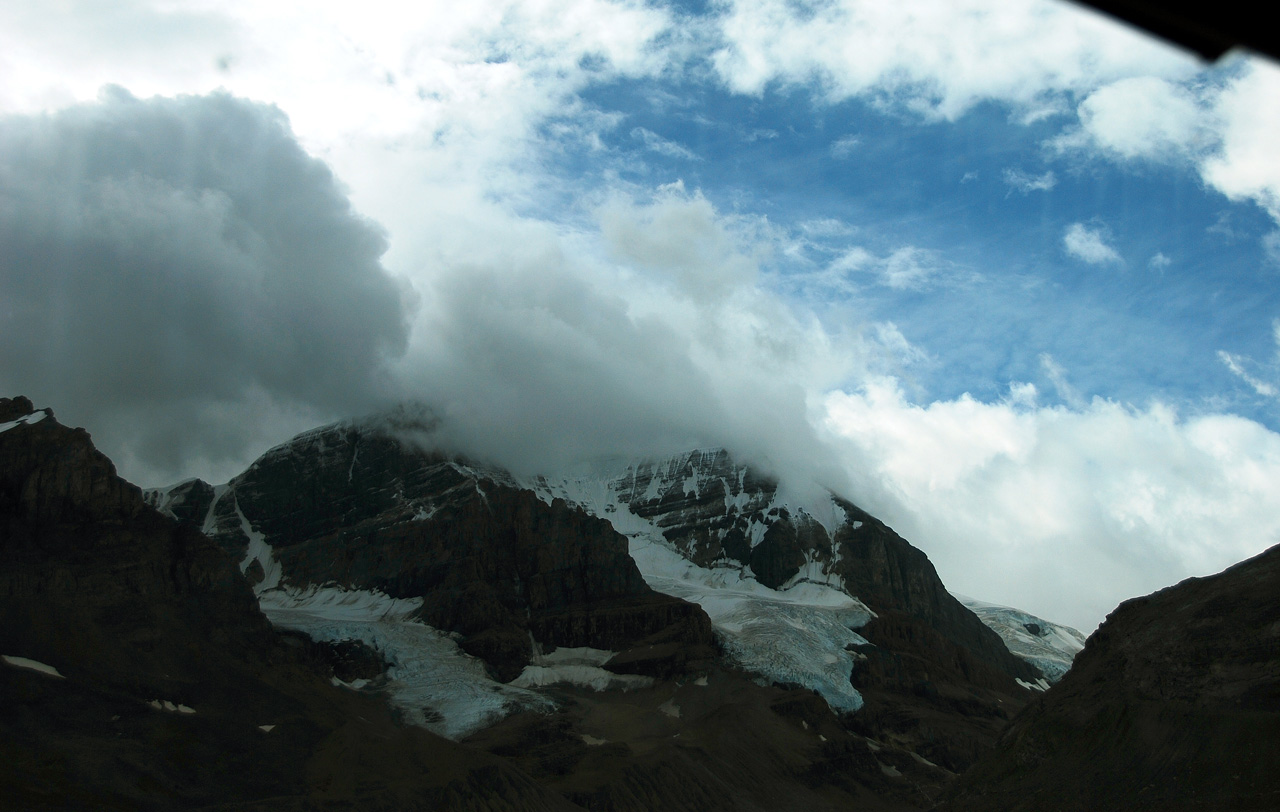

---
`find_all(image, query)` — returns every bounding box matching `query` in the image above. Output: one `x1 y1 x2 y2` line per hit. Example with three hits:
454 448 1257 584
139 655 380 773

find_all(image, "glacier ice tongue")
259 586 552 740
524 454 877 715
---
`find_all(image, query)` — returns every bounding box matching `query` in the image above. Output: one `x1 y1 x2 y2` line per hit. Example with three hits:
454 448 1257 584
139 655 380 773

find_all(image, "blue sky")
2 0 1279 631
574 68 1280 422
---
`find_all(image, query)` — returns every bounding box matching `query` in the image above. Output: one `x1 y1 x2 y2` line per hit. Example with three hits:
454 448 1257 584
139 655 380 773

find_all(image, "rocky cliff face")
151 417 715 684
943 543 1280 812
0 396 581 811
532 449 1038 684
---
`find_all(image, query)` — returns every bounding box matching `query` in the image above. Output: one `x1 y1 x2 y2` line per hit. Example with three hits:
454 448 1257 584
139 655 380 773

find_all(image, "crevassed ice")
524 461 875 714
259 586 551 740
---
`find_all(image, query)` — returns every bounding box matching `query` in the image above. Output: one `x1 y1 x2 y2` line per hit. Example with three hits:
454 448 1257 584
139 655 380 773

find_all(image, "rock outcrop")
0 396 579 810
943 543 1280 811
157 418 715 683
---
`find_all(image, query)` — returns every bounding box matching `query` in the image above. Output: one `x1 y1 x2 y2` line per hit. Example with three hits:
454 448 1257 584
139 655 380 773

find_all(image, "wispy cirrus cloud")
631 126 701 160
1002 168 1057 193
829 244 955 291
1219 320 1280 401
830 134 860 158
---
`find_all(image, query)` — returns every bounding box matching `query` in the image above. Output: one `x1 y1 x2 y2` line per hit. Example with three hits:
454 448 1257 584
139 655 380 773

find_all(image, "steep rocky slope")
0 396 578 810
943 543 1280 812
527 448 1043 770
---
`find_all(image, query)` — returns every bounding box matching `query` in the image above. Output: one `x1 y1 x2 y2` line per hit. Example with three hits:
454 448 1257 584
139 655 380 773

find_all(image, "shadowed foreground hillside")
943 542 1280 811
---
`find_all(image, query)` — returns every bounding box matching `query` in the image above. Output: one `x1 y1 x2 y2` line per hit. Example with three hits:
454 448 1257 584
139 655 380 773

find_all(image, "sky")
2 0 1279 633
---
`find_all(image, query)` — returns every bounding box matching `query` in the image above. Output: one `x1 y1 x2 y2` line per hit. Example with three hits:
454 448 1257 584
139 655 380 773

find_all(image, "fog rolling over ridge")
3 0 1280 635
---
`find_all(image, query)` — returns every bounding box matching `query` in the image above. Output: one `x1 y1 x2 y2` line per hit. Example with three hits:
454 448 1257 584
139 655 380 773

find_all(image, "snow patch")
2 655 64 678
0 409 48 434
511 645 652 692
235 496 282 593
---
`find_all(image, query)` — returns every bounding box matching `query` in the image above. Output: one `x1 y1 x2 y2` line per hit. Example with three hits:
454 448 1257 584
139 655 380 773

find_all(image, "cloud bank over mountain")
2 0 1279 631
0 90 411 478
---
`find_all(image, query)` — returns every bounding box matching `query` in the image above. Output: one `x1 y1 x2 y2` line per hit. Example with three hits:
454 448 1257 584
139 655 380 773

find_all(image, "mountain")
955 596 1087 685
6 396 1078 809
0 396 577 810
943 542 1280 811
144 410 1045 780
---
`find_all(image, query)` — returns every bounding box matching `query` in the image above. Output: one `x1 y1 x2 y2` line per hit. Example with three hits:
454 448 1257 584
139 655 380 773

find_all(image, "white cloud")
710 0 1195 120
1039 354 1085 409
1049 61 1280 238
1219 321 1280 401
1219 352 1278 399
1201 61 1280 223
1063 222 1122 264
387 182 910 494
1266 231 1280 265
1055 75 1207 162
1002 168 1057 193
1148 252 1172 270
823 379 1280 632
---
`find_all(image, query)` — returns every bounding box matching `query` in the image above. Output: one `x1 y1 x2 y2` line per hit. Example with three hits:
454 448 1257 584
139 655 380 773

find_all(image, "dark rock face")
180 419 713 682
848 611 1029 771
831 499 1040 686
0 397 580 811
466 669 957 811
143 477 216 532
944 543 1280 812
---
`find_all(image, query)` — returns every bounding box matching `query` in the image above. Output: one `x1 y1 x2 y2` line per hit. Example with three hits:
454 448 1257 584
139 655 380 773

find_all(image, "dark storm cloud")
0 88 411 483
